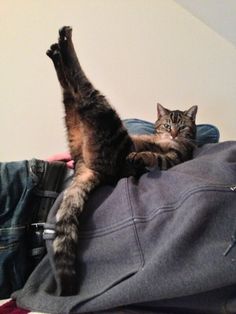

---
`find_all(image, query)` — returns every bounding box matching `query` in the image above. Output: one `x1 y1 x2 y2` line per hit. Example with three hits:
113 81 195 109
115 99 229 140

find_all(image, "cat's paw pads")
59 26 72 41
46 43 60 59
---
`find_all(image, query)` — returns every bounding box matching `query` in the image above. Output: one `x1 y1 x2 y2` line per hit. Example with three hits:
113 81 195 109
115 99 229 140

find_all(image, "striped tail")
53 166 99 295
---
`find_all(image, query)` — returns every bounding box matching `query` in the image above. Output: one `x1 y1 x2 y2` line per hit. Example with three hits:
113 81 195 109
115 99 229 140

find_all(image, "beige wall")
1 0 236 161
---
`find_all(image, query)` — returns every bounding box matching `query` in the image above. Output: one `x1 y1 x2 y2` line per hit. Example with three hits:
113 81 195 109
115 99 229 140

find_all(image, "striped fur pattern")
128 103 197 170
46 26 197 295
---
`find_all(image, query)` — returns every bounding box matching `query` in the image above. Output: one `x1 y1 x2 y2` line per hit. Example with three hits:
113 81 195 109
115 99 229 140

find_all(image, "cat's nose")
170 129 178 139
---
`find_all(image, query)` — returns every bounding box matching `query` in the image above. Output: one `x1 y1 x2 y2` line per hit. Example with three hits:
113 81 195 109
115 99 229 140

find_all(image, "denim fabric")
123 119 220 145
0 160 37 298
0 159 67 299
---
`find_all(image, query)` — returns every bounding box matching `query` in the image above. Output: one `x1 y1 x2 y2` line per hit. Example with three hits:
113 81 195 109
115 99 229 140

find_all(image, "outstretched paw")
59 26 72 42
46 43 60 60
126 152 146 169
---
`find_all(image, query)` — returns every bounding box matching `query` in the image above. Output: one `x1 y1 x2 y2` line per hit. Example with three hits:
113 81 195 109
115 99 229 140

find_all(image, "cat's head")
154 103 198 142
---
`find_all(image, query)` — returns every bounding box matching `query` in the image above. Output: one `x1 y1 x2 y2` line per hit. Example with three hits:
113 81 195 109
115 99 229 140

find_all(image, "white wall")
175 0 236 47
1 0 236 161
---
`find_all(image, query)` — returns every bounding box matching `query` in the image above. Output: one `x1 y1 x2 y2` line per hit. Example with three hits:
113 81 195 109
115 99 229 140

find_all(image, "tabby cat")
46 26 197 295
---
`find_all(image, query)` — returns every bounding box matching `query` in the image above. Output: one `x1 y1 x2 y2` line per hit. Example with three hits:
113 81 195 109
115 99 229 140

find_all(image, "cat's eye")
179 126 186 131
164 124 170 129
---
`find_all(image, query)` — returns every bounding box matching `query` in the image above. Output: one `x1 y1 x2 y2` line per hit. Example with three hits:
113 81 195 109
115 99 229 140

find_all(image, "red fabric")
46 152 74 169
0 300 28 314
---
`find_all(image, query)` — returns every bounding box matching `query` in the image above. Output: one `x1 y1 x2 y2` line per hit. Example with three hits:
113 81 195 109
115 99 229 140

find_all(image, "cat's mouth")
158 135 179 143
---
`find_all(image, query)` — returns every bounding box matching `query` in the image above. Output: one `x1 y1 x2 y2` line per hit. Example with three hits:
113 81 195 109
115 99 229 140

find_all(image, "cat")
46 26 197 295
129 103 197 170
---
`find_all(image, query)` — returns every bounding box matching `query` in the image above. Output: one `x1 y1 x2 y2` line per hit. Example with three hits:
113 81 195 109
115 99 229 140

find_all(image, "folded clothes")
13 141 236 314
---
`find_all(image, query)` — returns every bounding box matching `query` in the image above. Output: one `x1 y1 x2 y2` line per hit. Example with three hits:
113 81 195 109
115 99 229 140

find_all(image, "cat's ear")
185 105 198 121
157 103 170 118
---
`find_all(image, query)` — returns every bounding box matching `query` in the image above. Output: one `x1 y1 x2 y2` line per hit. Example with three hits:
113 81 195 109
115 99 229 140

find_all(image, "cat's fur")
46 26 197 295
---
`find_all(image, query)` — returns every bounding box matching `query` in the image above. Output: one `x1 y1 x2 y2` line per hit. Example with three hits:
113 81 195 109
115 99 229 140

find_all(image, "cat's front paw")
126 152 146 169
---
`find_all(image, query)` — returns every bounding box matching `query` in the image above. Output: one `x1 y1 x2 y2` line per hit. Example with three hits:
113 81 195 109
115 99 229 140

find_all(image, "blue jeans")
0 159 67 298
0 121 219 299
